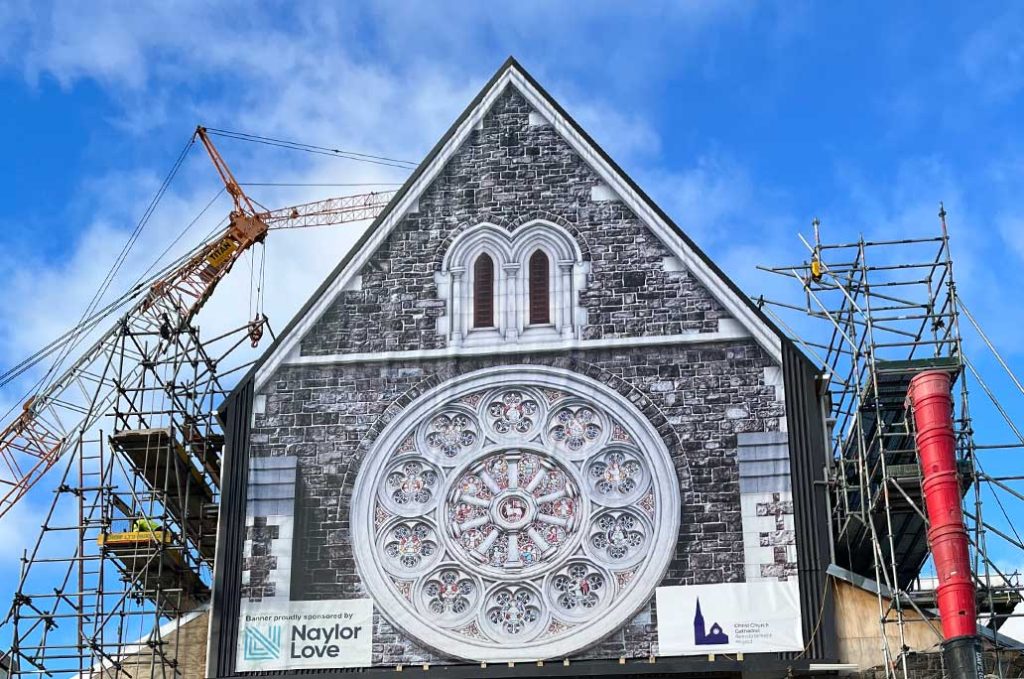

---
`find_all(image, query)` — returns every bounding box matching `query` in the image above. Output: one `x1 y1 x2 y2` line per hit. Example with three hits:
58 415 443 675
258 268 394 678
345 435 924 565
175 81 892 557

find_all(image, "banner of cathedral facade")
234 365 804 670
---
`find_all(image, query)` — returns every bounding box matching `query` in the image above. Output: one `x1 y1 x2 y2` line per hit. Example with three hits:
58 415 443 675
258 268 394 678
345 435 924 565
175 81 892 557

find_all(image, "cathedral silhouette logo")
693 598 729 645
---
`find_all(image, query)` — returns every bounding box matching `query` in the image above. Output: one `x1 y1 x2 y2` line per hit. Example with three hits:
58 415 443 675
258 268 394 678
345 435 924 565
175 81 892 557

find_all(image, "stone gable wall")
249 342 781 664
300 87 728 357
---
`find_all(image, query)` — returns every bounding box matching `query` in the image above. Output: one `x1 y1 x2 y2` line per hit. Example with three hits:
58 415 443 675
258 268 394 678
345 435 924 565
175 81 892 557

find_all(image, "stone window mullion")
449 268 465 346
503 261 521 341
558 260 575 338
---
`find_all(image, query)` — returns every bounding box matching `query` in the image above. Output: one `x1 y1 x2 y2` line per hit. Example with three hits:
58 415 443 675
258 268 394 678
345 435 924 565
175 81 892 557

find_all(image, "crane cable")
37 134 197 397
203 127 418 170
0 188 227 393
2 127 413 411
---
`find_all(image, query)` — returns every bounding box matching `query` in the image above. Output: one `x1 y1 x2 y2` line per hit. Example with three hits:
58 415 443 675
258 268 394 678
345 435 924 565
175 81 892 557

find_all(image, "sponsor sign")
235 599 373 671
655 581 803 655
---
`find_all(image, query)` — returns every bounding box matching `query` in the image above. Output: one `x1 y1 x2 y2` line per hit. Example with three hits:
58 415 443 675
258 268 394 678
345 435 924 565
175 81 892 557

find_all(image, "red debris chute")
907 370 976 640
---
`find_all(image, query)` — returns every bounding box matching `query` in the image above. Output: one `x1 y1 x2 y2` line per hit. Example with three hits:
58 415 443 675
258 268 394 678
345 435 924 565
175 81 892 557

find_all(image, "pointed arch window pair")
528 250 550 325
441 221 586 347
473 250 549 328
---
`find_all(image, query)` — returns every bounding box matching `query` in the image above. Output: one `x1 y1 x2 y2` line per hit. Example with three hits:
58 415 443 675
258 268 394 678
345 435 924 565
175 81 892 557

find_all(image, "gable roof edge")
249 57 791 393
249 61 522 391
503 66 784 365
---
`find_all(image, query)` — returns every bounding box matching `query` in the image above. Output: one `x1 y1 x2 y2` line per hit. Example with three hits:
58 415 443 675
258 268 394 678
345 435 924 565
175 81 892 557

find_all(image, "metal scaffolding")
757 207 1024 677
1 316 261 679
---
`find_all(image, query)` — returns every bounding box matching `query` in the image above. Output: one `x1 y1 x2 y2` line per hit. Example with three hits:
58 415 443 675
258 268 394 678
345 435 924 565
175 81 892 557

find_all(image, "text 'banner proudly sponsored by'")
236 599 374 671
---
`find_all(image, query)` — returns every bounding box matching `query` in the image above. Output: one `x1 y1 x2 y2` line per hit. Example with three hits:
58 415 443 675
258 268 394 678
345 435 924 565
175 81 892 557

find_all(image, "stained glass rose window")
352 368 679 661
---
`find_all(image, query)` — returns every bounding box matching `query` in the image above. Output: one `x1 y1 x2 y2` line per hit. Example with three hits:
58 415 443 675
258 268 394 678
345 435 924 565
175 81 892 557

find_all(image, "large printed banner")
656 581 803 655
236 599 374 671
234 369 806 667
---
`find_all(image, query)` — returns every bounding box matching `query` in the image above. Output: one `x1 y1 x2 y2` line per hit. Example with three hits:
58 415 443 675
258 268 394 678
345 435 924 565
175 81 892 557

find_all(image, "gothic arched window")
528 250 550 325
473 254 495 328
439 221 586 346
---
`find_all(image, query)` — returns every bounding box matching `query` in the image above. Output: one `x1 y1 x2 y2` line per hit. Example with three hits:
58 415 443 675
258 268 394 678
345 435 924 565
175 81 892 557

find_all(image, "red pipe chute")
907 370 976 641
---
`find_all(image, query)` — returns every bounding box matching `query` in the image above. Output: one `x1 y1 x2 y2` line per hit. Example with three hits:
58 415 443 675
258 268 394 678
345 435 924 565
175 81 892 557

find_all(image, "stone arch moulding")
350 365 681 662
436 221 589 347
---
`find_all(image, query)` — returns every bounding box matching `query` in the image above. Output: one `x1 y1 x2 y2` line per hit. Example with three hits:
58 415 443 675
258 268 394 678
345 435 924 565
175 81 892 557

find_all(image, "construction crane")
0 126 396 520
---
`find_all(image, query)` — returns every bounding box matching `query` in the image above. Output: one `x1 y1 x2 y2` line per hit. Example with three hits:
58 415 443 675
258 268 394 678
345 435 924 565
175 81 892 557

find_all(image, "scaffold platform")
97 530 210 612
109 427 218 559
834 356 971 589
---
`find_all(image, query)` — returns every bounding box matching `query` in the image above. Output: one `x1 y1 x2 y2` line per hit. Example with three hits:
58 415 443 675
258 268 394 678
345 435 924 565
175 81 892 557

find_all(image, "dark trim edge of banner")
211 375 255 678
213 654 816 678
781 342 838 662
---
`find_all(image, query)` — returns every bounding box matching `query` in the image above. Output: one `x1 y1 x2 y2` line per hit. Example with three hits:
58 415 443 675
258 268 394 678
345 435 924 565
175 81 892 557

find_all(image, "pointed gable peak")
250 57 787 389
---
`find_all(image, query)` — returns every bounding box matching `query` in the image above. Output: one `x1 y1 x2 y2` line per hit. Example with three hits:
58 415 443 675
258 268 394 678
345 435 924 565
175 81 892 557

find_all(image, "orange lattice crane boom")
0 129 396 519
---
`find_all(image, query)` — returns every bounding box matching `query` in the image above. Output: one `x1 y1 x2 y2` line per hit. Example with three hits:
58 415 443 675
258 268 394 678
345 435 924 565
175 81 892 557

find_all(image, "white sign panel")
236 599 373 671
656 581 803 655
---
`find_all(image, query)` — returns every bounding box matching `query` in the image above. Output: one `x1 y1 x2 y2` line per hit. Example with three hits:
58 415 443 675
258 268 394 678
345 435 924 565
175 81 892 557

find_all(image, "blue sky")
1 0 1023 647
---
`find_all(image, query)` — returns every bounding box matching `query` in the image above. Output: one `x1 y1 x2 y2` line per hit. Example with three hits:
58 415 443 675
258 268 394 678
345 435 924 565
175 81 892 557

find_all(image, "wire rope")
38 134 197 395
2 125 408 415
204 127 418 170
239 181 403 187
0 189 227 392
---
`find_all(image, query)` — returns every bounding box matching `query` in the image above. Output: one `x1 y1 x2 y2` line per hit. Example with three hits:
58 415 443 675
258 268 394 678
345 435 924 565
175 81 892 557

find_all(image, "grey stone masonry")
300 86 728 357
250 341 782 664
242 71 795 666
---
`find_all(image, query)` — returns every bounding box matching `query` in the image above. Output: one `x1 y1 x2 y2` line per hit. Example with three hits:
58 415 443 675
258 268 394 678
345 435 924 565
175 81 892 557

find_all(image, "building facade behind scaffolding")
206 58 838 678
2 313 262 679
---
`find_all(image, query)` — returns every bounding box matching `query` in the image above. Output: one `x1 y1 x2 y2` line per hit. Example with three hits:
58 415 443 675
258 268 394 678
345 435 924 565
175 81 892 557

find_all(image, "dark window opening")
529 250 550 325
473 254 495 328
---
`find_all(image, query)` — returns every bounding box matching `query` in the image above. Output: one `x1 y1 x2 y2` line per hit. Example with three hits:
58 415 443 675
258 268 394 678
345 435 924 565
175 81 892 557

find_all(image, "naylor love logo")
243 624 282 661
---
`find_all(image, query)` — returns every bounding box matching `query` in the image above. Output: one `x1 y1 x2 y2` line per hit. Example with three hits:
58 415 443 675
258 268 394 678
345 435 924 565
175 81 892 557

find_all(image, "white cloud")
567 99 663 162
0 4 734 563
998 213 1024 262
0 2 775 402
959 8 1024 101
643 152 760 246
1 4 1023 647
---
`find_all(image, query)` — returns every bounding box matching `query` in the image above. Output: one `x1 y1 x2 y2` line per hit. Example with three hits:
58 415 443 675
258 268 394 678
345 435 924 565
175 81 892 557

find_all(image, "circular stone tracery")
446 450 582 574
351 367 680 662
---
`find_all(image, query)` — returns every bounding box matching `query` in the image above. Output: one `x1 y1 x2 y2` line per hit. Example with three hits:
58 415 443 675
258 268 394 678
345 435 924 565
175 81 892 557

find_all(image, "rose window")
352 368 679 661
547 560 609 619
584 447 648 506
483 584 545 638
422 410 479 459
417 567 480 624
587 509 649 567
381 519 441 575
379 457 442 516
